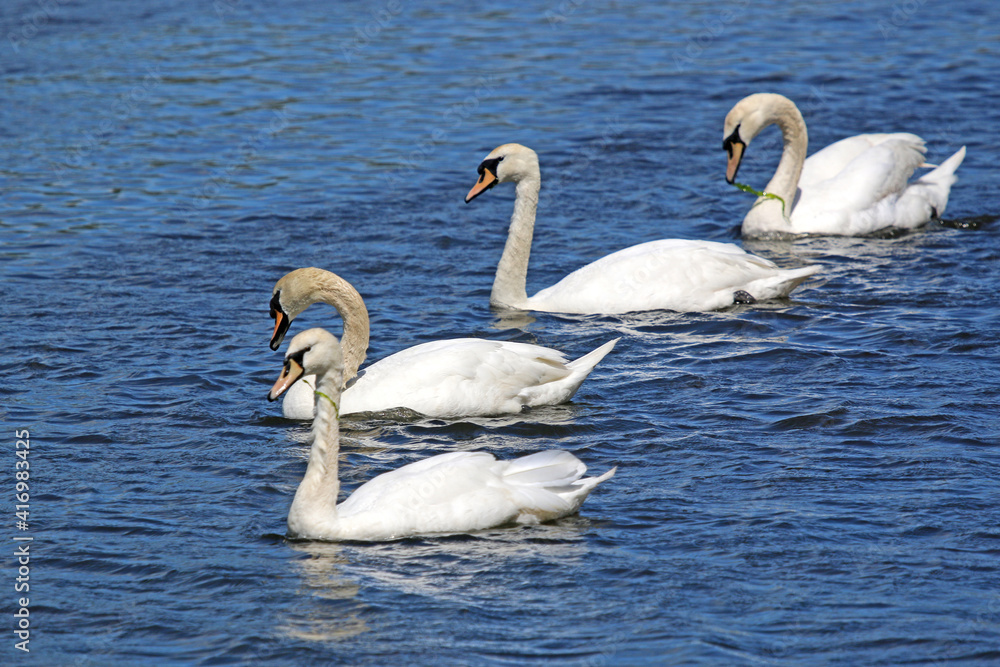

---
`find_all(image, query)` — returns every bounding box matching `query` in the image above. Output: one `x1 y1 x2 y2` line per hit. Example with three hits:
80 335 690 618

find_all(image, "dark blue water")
3 0 1000 664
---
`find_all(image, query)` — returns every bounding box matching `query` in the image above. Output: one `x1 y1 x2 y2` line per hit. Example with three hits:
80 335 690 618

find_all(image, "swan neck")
313 276 370 385
492 176 538 308
288 370 342 535
764 103 808 207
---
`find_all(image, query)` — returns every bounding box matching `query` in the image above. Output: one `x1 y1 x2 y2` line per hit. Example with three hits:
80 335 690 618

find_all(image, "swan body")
465 143 818 314
723 93 966 238
523 238 816 314
267 328 616 541
270 268 617 419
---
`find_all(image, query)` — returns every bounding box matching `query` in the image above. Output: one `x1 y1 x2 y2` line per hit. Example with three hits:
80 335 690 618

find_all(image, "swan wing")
335 452 519 537
528 239 813 314
335 450 614 538
798 133 925 188
497 450 616 522
337 452 498 515
892 145 966 225
341 338 593 417
793 134 930 234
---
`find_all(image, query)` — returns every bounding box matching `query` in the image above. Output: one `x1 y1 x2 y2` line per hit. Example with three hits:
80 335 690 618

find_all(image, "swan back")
333 449 615 539
798 133 923 188
339 338 613 417
789 135 927 234
526 239 816 314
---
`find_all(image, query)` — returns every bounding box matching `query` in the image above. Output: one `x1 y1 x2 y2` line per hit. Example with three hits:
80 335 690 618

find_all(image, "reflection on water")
281 521 594 645
489 307 537 332
7 0 999 663
281 542 369 643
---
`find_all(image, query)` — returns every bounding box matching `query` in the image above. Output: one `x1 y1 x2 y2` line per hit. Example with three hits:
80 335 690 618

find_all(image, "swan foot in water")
733 290 757 304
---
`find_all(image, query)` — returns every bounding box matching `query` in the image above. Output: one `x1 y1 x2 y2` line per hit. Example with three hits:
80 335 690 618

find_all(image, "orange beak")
465 167 498 203
270 309 288 351
725 140 745 184
268 358 304 401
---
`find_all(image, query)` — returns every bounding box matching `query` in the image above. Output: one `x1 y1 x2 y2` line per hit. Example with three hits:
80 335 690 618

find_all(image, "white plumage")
526 238 817 314
267 328 616 542
465 143 818 314
269 268 616 419
723 93 966 237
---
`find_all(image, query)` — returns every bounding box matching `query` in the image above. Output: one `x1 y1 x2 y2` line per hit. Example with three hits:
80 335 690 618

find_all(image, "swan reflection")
280 519 596 644
280 541 368 643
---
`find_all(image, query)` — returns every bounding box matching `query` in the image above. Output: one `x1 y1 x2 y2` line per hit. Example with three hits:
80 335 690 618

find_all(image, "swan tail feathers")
785 264 822 284
783 264 821 295
519 338 617 406
553 465 617 515
503 450 587 487
574 465 617 495
906 145 965 219
566 338 619 374
749 264 821 301
506 454 616 522
918 145 966 182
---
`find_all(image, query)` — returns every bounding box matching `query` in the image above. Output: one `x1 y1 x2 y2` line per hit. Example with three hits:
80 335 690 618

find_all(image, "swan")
723 92 966 238
269 267 618 420
267 327 616 541
464 143 819 314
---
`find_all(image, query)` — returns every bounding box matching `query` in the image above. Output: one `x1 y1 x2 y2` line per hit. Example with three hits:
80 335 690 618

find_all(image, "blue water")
3 0 1000 664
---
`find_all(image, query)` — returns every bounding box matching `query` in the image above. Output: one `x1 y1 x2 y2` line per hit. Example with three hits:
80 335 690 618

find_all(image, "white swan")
267 327 616 541
269 267 617 420
465 143 819 314
723 92 966 238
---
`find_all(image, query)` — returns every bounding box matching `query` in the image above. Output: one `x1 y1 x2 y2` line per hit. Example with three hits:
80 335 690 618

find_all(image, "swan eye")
723 124 743 157
286 347 309 368
476 156 504 184
269 291 282 319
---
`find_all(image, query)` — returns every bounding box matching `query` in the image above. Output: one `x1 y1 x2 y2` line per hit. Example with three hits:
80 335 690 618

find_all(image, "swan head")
465 143 540 203
269 267 329 351
268 328 345 402
723 93 797 183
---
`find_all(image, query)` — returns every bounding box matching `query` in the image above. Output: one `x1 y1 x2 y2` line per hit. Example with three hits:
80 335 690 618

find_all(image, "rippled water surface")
3 0 1000 664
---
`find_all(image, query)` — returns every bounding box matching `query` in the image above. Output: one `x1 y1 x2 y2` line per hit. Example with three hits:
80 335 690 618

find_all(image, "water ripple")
5 0 1000 664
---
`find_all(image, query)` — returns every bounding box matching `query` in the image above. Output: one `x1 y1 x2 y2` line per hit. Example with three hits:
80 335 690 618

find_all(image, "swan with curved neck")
267 328 616 541
465 143 819 314
269 267 618 420
723 93 966 237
